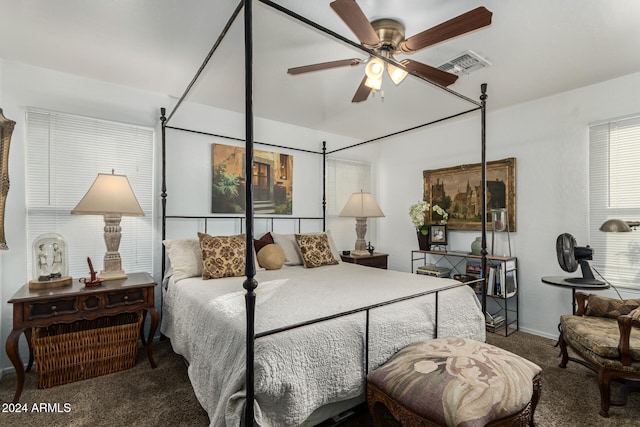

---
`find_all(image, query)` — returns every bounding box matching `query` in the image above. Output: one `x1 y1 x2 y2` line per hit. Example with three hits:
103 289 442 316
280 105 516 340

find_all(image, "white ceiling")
1 0 639 140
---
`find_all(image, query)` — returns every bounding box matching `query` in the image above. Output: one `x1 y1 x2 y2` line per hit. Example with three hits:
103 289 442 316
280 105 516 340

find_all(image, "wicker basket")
32 311 143 388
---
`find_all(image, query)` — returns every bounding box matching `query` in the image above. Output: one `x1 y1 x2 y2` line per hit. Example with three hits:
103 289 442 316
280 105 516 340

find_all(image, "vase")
417 231 430 251
471 236 483 255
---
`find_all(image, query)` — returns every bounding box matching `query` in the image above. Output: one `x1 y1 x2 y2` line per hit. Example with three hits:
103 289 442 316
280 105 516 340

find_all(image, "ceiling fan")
287 0 493 102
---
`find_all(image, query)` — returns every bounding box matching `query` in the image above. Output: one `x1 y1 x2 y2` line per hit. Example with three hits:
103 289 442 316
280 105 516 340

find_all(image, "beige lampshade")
71 172 144 216
339 191 385 218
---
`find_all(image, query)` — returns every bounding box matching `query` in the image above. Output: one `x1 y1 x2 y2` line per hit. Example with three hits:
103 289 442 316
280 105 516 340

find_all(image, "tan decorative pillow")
257 244 285 270
585 294 640 318
294 233 338 268
198 233 246 279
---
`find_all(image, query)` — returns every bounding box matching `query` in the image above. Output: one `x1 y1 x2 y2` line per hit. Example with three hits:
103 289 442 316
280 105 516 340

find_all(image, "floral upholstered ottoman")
367 337 542 427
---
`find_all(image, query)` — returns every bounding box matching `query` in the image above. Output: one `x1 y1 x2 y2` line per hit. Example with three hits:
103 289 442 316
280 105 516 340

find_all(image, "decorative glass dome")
32 233 68 282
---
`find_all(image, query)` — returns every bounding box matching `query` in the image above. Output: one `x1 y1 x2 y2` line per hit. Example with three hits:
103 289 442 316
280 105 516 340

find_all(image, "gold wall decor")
423 157 516 231
0 109 15 249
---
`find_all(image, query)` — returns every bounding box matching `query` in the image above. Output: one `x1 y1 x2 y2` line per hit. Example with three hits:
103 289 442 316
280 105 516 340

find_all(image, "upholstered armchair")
558 292 640 417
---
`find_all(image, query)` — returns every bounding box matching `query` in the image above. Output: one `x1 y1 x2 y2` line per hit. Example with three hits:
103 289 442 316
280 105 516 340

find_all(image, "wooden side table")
340 252 388 269
5 272 159 403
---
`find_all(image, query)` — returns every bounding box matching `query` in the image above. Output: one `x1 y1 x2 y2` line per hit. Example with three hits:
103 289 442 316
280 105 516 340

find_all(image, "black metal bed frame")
159 1 489 424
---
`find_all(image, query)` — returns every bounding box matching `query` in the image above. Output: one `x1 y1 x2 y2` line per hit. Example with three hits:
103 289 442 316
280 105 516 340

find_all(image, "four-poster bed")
159 1 490 425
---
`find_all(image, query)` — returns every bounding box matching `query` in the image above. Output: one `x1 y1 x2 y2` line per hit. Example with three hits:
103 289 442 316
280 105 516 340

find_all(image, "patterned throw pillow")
198 233 246 279
585 294 640 318
294 233 338 268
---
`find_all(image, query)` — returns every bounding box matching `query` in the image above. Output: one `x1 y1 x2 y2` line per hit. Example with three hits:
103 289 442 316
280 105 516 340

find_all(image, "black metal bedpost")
480 83 488 316
243 0 258 425
322 141 327 231
160 107 167 276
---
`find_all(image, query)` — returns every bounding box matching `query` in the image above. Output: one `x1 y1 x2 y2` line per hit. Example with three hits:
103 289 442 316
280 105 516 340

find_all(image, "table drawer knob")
123 296 129 301
51 305 57 311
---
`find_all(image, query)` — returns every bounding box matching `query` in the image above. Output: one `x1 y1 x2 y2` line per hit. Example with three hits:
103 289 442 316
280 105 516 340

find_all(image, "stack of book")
416 264 451 278
465 259 518 298
485 313 506 332
486 260 517 297
465 259 482 278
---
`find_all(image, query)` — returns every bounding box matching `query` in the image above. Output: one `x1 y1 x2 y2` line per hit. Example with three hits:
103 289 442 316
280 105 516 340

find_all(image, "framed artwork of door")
211 143 293 214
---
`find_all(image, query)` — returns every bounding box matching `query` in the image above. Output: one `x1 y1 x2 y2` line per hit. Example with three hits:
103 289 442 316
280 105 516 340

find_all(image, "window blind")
25 109 154 279
589 114 640 288
326 158 371 215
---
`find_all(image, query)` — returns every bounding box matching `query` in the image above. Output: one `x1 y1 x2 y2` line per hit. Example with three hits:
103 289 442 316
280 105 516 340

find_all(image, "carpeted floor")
0 331 639 426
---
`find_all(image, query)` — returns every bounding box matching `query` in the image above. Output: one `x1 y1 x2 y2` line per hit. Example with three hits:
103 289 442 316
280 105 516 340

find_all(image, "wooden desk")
541 275 609 314
5 272 159 403
340 252 388 269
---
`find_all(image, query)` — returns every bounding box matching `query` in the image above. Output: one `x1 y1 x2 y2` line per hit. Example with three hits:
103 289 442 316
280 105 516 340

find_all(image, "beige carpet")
0 331 639 426
0 340 209 427
484 331 640 427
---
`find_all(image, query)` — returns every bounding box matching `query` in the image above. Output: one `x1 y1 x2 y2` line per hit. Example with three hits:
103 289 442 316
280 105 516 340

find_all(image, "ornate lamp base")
98 213 128 281
351 217 370 256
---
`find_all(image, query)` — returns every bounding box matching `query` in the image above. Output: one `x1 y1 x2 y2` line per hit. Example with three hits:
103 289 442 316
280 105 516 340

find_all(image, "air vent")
437 50 491 75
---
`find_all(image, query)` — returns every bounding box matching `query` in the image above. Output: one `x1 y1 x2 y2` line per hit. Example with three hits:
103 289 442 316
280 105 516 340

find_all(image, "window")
589 114 640 288
326 158 371 215
25 109 154 278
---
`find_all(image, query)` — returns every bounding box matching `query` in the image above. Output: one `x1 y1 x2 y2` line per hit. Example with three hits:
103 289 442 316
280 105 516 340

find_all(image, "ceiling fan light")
365 58 384 80
387 63 408 85
364 76 382 90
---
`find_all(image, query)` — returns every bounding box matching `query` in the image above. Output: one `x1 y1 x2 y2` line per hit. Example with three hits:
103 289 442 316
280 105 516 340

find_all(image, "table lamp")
339 191 384 256
71 170 144 280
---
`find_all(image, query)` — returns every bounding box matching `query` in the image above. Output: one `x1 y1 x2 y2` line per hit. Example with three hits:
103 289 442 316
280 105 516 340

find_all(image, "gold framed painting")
423 157 516 231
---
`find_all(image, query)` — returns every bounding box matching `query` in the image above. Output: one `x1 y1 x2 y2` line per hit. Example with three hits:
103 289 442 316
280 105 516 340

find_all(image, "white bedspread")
161 262 485 426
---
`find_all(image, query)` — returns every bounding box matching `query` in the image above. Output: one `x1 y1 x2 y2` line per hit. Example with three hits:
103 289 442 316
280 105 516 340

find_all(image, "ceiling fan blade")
330 0 380 47
403 60 458 87
400 7 493 54
351 75 371 103
287 58 362 75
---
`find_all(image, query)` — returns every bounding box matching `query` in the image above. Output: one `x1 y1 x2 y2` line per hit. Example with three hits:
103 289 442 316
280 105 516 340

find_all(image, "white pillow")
271 231 341 266
271 233 303 265
162 239 202 282
324 230 342 262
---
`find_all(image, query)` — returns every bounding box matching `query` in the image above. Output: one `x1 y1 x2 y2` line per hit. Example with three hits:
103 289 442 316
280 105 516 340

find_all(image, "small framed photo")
429 224 448 246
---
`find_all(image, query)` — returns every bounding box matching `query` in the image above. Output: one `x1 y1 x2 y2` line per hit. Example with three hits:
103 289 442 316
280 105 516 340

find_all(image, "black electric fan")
556 233 604 285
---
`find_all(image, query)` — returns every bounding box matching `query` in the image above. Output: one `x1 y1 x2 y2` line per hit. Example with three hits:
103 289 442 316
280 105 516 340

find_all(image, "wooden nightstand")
340 252 388 269
5 272 159 403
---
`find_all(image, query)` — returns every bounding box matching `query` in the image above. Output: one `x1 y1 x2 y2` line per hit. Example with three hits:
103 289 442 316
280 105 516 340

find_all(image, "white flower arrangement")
432 204 449 224
410 201 449 234
409 200 430 234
